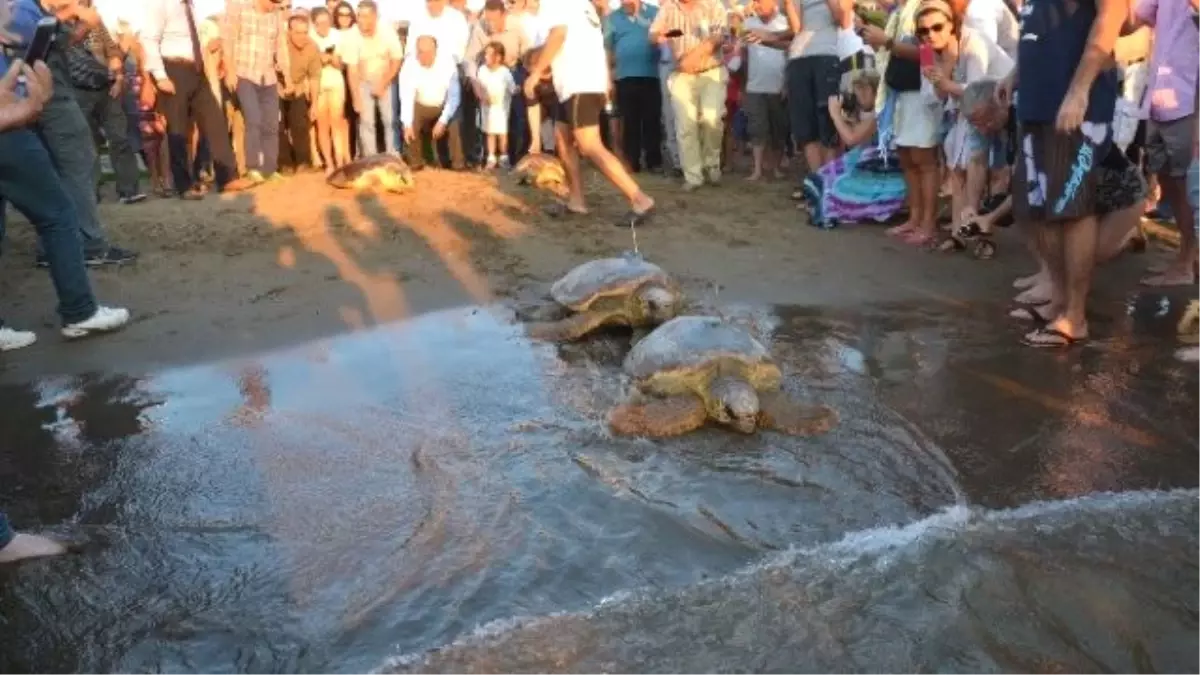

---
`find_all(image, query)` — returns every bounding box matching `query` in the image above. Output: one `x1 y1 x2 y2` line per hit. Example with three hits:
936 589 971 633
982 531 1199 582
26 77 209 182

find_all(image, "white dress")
312 29 345 91
477 65 516 135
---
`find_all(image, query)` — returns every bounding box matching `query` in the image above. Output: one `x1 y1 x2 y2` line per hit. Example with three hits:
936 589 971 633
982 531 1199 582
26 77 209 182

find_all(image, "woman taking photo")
861 0 943 247
311 7 351 173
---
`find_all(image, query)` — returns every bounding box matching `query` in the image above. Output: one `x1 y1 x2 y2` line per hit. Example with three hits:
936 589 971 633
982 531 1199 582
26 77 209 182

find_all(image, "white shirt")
406 8 471 64
964 0 1018 59
140 0 207 80
536 0 610 101
477 63 516 106
93 0 140 37
399 56 462 127
340 27 404 84
744 13 788 94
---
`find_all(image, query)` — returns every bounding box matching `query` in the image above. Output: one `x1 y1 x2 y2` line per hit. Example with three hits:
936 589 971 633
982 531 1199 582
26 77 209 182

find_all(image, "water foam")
375 488 1198 673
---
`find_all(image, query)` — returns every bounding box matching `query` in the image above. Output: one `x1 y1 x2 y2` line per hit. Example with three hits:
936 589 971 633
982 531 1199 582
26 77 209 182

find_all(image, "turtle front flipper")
526 310 615 342
758 391 838 436
1177 299 1199 344
609 394 708 438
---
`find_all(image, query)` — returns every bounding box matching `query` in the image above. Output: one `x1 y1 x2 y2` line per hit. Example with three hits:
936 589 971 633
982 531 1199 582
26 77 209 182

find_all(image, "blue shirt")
605 4 659 81
1016 0 1118 125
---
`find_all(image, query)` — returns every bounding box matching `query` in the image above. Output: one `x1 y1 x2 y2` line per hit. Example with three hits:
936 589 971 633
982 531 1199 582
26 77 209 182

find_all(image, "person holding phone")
649 0 731 191
3 0 138 266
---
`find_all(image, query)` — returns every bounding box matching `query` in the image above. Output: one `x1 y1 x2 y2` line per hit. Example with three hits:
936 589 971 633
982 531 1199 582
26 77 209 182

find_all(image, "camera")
839 90 859 116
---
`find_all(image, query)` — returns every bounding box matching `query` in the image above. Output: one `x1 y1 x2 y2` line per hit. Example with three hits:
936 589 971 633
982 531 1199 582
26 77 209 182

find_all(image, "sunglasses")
916 22 946 37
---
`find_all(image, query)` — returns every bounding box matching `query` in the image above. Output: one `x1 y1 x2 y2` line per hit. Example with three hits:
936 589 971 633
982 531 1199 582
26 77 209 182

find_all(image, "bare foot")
0 533 68 564
886 221 917 237
1014 284 1052 306
746 171 762 181
1140 266 1197 287
1013 272 1043 290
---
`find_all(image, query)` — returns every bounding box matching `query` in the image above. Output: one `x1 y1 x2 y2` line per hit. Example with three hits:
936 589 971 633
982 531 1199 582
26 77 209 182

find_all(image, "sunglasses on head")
916 22 946 36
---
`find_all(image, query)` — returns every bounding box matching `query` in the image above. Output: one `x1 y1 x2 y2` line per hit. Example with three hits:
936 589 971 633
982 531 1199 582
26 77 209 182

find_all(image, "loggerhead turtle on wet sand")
526 255 683 342
609 316 839 437
512 154 566 193
327 154 415 193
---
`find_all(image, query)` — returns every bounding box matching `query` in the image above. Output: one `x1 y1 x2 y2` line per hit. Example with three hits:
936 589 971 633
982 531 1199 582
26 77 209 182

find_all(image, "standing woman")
332 1 359 159
860 0 943 246
311 7 350 172
785 0 850 184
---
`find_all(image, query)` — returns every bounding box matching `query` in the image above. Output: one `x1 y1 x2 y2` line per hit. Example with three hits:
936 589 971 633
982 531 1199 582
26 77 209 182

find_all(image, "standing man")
463 0 530 164
1005 0 1125 348
141 0 256 198
400 34 464 170
606 0 663 174
1133 0 1199 288
522 0 655 226
5 0 137 265
278 12 321 173
342 0 403 156
650 0 729 191
223 0 290 184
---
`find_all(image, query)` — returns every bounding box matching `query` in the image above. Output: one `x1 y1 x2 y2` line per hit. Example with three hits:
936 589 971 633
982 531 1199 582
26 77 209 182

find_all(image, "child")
477 41 516 170
134 75 170 197
803 69 906 228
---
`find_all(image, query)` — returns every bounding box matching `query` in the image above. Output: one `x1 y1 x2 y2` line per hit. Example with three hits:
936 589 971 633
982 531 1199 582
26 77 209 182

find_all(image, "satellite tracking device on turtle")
24 17 58 64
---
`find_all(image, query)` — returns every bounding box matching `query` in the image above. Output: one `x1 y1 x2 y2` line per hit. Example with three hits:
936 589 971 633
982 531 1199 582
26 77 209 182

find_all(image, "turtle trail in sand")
609 316 839 438
327 154 415 193
526 255 683 342
512 154 566 194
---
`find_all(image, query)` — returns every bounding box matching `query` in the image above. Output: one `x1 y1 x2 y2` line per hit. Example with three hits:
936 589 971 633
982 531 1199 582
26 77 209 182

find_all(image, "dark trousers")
0 129 98 324
508 63 530 164
159 61 239 192
407 103 465 170
459 75 481 165
73 86 141 198
235 78 281 175
278 96 313 171
615 77 663 171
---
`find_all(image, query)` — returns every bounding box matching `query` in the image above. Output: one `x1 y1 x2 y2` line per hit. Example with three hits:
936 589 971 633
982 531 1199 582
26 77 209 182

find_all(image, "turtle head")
709 375 760 434
636 284 680 325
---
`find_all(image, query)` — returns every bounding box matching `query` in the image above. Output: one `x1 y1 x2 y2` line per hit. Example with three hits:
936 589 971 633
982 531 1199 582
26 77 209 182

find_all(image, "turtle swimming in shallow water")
609 316 838 437
327 154 414 193
526 255 683 341
512 154 566 193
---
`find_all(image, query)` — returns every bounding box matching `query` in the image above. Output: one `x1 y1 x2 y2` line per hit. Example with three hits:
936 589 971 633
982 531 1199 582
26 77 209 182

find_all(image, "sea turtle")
512 154 566 193
327 154 414 193
608 316 838 437
526 255 683 341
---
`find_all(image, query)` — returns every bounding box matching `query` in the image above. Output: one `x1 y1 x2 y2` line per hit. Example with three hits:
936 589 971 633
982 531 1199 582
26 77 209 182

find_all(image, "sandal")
544 202 587 218
1022 326 1085 348
1009 306 1051 326
615 205 656 228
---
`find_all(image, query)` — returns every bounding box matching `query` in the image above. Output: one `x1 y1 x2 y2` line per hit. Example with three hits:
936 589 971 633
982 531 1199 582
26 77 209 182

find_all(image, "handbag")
884 37 921 92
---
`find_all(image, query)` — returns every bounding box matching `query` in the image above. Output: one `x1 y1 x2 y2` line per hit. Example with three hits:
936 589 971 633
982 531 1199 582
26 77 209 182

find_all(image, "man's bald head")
416 34 438 66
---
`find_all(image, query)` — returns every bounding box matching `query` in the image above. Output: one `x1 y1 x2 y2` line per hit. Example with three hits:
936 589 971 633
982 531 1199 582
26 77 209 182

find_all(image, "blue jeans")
0 129 99 325
358 81 397 156
236 78 281 174
1188 158 1199 226
0 511 12 550
35 86 110 255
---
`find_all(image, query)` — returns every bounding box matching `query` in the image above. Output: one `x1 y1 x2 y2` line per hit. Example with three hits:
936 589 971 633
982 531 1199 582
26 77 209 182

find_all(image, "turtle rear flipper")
609 394 707 438
758 391 838 437
526 310 616 342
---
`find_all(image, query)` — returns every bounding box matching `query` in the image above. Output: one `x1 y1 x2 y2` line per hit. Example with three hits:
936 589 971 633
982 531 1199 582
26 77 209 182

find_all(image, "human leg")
696 67 728 182
667 72 703 187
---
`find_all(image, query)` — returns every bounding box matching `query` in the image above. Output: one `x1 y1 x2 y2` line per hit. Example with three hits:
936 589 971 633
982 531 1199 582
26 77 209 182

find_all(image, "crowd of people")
0 0 1198 559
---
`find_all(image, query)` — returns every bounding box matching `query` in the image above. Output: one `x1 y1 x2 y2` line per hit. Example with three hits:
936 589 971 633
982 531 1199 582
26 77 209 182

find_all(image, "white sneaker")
0 533 68 564
484 155 498 170
61 306 130 339
0 326 37 351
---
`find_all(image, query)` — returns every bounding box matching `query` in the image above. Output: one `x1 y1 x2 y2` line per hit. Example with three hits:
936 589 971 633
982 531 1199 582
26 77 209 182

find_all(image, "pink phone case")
919 44 934 69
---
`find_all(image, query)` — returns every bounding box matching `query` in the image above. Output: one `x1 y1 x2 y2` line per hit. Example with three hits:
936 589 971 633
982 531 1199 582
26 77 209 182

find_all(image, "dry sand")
0 167 1175 382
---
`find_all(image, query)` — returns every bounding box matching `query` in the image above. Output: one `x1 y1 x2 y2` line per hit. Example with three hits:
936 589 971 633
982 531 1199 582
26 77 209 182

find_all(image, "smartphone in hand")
918 43 934 69
23 17 58 64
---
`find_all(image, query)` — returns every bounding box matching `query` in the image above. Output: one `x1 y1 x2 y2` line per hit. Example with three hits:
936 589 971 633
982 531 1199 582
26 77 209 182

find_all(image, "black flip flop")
1022 327 1085 348
615 206 656 228
543 202 587 218
1009 306 1050 326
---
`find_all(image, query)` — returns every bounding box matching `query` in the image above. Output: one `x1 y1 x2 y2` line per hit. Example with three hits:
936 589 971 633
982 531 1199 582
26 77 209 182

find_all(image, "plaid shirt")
650 0 728 73
223 0 289 86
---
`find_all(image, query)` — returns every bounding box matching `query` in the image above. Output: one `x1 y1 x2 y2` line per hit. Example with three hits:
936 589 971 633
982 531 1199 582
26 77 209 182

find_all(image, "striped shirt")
223 0 289 86
649 0 728 73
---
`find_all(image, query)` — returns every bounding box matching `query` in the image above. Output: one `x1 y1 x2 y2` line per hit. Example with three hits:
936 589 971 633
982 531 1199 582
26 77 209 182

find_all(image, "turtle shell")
327 154 413 190
513 155 564 183
623 316 776 384
549 256 674 311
